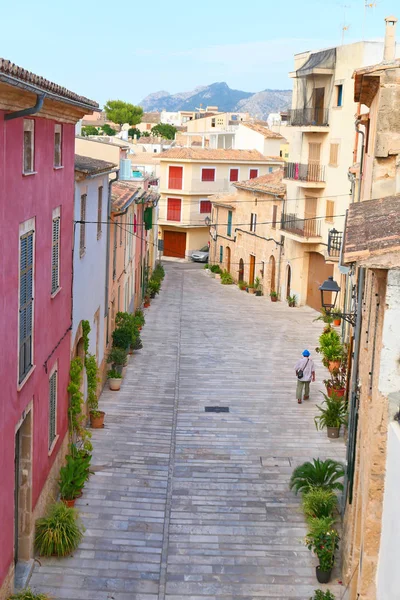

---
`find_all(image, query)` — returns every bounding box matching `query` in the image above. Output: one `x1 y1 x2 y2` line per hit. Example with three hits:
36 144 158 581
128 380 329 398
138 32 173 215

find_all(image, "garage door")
164 231 187 258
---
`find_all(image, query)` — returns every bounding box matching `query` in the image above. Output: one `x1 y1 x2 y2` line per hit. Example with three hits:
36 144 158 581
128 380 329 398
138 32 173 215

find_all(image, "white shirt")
294 357 315 382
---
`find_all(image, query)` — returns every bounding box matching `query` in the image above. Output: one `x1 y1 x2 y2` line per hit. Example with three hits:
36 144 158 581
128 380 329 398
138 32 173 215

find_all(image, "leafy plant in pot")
314 392 347 438
305 518 340 584
144 294 151 307
8 588 52 600
302 487 338 522
254 277 262 296
238 280 247 291
324 365 346 398
59 453 91 507
148 278 161 298
289 458 345 494
309 590 336 600
270 290 278 302
288 293 297 307
35 501 84 557
247 283 255 294
108 368 123 391
107 346 127 375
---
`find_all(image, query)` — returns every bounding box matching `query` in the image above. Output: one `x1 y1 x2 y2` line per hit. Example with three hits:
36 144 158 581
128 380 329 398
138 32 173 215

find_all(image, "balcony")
284 162 326 188
288 108 329 129
281 212 322 240
327 229 343 259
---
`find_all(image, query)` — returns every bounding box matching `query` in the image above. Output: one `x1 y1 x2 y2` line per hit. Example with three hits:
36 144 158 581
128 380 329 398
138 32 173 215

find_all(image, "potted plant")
305 519 339 583
148 278 161 298
254 277 262 296
247 283 255 294
107 347 127 375
314 392 347 438
144 294 151 307
9 588 52 599
324 346 344 372
309 589 336 600
59 453 90 507
289 458 345 494
134 309 145 328
238 280 247 291
111 326 131 352
324 363 346 398
333 315 341 327
221 271 234 285
35 502 84 557
288 293 297 307
108 368 123 391
302 487 338 522
269 290 278 302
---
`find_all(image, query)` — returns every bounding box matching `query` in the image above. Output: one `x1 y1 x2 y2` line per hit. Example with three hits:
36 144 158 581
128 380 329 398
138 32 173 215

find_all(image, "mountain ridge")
140 82 292 119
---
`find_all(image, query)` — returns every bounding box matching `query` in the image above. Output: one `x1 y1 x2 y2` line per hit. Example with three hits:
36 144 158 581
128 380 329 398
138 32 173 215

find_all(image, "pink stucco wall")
0 112 74 584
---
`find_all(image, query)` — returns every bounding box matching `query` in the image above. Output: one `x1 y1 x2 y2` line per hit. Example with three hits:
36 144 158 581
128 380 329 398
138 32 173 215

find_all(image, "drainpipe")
104 171 120 331
4 93 45 120
355 118 365 203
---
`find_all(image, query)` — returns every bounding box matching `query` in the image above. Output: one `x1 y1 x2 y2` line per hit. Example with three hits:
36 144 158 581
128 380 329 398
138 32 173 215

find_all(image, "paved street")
30 262 346 600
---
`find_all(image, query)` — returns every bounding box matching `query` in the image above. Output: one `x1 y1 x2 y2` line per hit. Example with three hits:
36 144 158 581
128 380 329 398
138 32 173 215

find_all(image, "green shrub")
204 263 209 269
112 326 132 350
148 278 161 297
238 280 247 290
134 309 145 326
152 263 165 281
302 488 338 521
289 458 345 495
108 369 122 379
35 502 84 557
310 589 336 600
107 346 127 367
8 589 51 600
314 393 347 430
210 265 222 274
221 271 234 285
59 453 91 501
305 519 340 571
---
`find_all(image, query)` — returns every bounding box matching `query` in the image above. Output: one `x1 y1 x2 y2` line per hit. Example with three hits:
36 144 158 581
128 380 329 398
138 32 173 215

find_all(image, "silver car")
191 245 209 263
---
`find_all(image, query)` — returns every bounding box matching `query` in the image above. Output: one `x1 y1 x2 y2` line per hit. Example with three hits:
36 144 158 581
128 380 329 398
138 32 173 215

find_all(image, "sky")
1 0 399 107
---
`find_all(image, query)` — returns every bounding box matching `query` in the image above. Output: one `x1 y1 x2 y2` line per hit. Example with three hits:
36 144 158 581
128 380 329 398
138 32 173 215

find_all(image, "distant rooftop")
158 148 281 162
75 155 117 175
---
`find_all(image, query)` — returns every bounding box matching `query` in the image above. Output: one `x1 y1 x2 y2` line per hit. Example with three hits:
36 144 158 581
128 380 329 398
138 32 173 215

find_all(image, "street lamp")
205 216 211 226
319 276 356 326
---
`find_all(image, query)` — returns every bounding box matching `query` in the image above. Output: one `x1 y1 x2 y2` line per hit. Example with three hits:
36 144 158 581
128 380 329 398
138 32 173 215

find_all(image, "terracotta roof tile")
233 171 286 196
158 148 278 162
241 122 284 140
0 58 98 109
74 155 117 175
111 181 143 213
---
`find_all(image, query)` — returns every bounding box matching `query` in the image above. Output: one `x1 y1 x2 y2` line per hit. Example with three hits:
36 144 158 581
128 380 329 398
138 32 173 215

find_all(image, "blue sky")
2 0 399 106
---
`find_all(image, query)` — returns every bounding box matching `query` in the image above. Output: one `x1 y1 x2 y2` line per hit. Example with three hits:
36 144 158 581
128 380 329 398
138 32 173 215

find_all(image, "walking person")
295 349 315 404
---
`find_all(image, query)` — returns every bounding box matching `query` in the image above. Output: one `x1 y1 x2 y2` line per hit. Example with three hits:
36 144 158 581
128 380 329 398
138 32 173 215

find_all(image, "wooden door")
226 247 231 274
308 143 321 181
306 252 334 311
305 197 318 236
286 265 291 299
168 166 183 190
313 88 325 125
163 230 186 258
269 255 276 293
249 255 255 285
238 259 244 282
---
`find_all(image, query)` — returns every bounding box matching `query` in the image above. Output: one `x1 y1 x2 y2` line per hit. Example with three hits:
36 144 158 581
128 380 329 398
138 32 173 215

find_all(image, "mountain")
140 82 291 119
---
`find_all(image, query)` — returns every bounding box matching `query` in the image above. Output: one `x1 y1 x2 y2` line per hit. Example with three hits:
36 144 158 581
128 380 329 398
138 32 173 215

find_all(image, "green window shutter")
227 211 232 237
19 231 34 382
219 245 223 263
144 207 153 230
49 370 57 449
51 217 60 294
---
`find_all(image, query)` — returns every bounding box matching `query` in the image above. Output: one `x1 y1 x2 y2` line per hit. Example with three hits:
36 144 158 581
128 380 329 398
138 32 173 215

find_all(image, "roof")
210 194 237 210
354 60 400 106
343 195 400 267
131 152 161 166
241 122 284 140
0 58 98 110
158 148 279 162
74 155 117 175
142 112 161 124
137 137 172 144
76 136 130 150
111 181 143 213
233 171 286 196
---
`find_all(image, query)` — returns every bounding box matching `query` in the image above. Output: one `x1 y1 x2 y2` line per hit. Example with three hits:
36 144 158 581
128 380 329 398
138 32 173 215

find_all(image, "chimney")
383 15 398 62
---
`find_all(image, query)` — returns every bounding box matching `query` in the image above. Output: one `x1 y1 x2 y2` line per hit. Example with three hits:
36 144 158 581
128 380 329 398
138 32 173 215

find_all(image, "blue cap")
302 349 310 357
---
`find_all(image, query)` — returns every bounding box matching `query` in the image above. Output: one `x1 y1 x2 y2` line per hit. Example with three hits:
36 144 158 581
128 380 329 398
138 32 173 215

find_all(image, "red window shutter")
167 198 181 221
168 166 183 189
201 168 215 182
249 169 258 179
200 200 212 213
230 169 239 182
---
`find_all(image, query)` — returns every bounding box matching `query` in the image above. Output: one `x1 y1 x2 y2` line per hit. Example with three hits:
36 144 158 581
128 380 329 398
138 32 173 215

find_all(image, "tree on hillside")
104 100 143 131
101 124 116 136
81 125 100 136
128 127 141 139
151 123 177 140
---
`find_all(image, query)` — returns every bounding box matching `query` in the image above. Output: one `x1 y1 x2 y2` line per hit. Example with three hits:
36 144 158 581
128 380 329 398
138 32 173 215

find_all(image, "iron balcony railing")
281 212 322 238
288 108 330 127
284 162 326 183
327 229 343 258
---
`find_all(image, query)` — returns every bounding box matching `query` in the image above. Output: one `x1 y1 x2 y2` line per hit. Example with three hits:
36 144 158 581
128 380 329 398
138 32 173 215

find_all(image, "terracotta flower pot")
327 426 340 438
90 411 105 428
326 386 345 398
109 378 122 391
270 296 278 302
61 492 82 508
248 288 255 294
144 301 150 307
333 318 341 326
316 566 332 584
328 360 341 372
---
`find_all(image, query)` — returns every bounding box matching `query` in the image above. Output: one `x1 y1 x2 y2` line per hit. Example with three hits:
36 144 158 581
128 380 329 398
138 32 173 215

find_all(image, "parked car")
191 245 209 262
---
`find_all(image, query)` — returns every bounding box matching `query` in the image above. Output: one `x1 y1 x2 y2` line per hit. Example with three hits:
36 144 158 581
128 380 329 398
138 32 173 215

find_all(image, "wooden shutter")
219 245 223 263
51 217 60 293
308 143 321 163
200 200 212 213
272 205 278 228
167 198 181 221
80 194 86 255
329 143 339 167
201 168 215 182
144 207 153 230
49 370 57 448
227 211 232 236
97 186 103 238
230 169 239 182
19 231 34 381
249 169 258 179
168 166 183 189
326 200 335 222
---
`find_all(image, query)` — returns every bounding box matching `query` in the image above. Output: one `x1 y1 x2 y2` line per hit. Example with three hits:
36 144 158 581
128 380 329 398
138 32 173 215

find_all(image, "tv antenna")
363 0 379 40
339 4 351 44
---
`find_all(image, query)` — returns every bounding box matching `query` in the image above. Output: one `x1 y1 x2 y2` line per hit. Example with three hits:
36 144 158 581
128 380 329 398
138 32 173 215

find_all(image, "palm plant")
310 591 336 600
9 589 51 600
35 502 84 556
289 458 345 495
302 487 338 521
314 393 347 430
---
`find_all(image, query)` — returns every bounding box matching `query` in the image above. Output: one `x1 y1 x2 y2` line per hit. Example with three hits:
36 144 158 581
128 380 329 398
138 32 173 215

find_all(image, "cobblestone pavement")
30 262 346 600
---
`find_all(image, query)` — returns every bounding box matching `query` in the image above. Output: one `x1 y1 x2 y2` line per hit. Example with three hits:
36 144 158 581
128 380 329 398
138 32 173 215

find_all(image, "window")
211 118 216 128
250 213 257 232
200 199 212 213
219 245 223 263
51 211 60 294
167 198 181 221
329 143 339 167
79 194 86 257
201 168 215 182
260 261 265 277
268 167 273 173
326 200 335 223
23 119 35 173
168 166 183 189
227 211 232 237
336 84 343 107
54 124 62 167
19 230 34 383
272 205 278 229
49 368 57 450
97 187 103 239
146 123 151 130
249 169 259 179
229 168 239 182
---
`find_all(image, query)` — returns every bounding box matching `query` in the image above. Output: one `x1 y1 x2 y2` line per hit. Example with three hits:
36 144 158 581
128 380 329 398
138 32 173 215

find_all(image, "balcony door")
168 166 183 190
313 88 325 125
308 143 321 181
305 197 318 237
249 255 255 285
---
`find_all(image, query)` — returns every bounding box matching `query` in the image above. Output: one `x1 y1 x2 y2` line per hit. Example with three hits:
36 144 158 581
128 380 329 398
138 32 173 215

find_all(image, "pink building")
0 60 98 597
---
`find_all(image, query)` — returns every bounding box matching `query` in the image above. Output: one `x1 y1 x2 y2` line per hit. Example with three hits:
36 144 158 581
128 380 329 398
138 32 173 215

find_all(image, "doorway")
238 258 244 282
163 230 186 258
307 252 334 311
269 255 276 293
286 264 291 299
225 247 231 274
14 410 33 571
249 255 255 285
313 87 325 124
